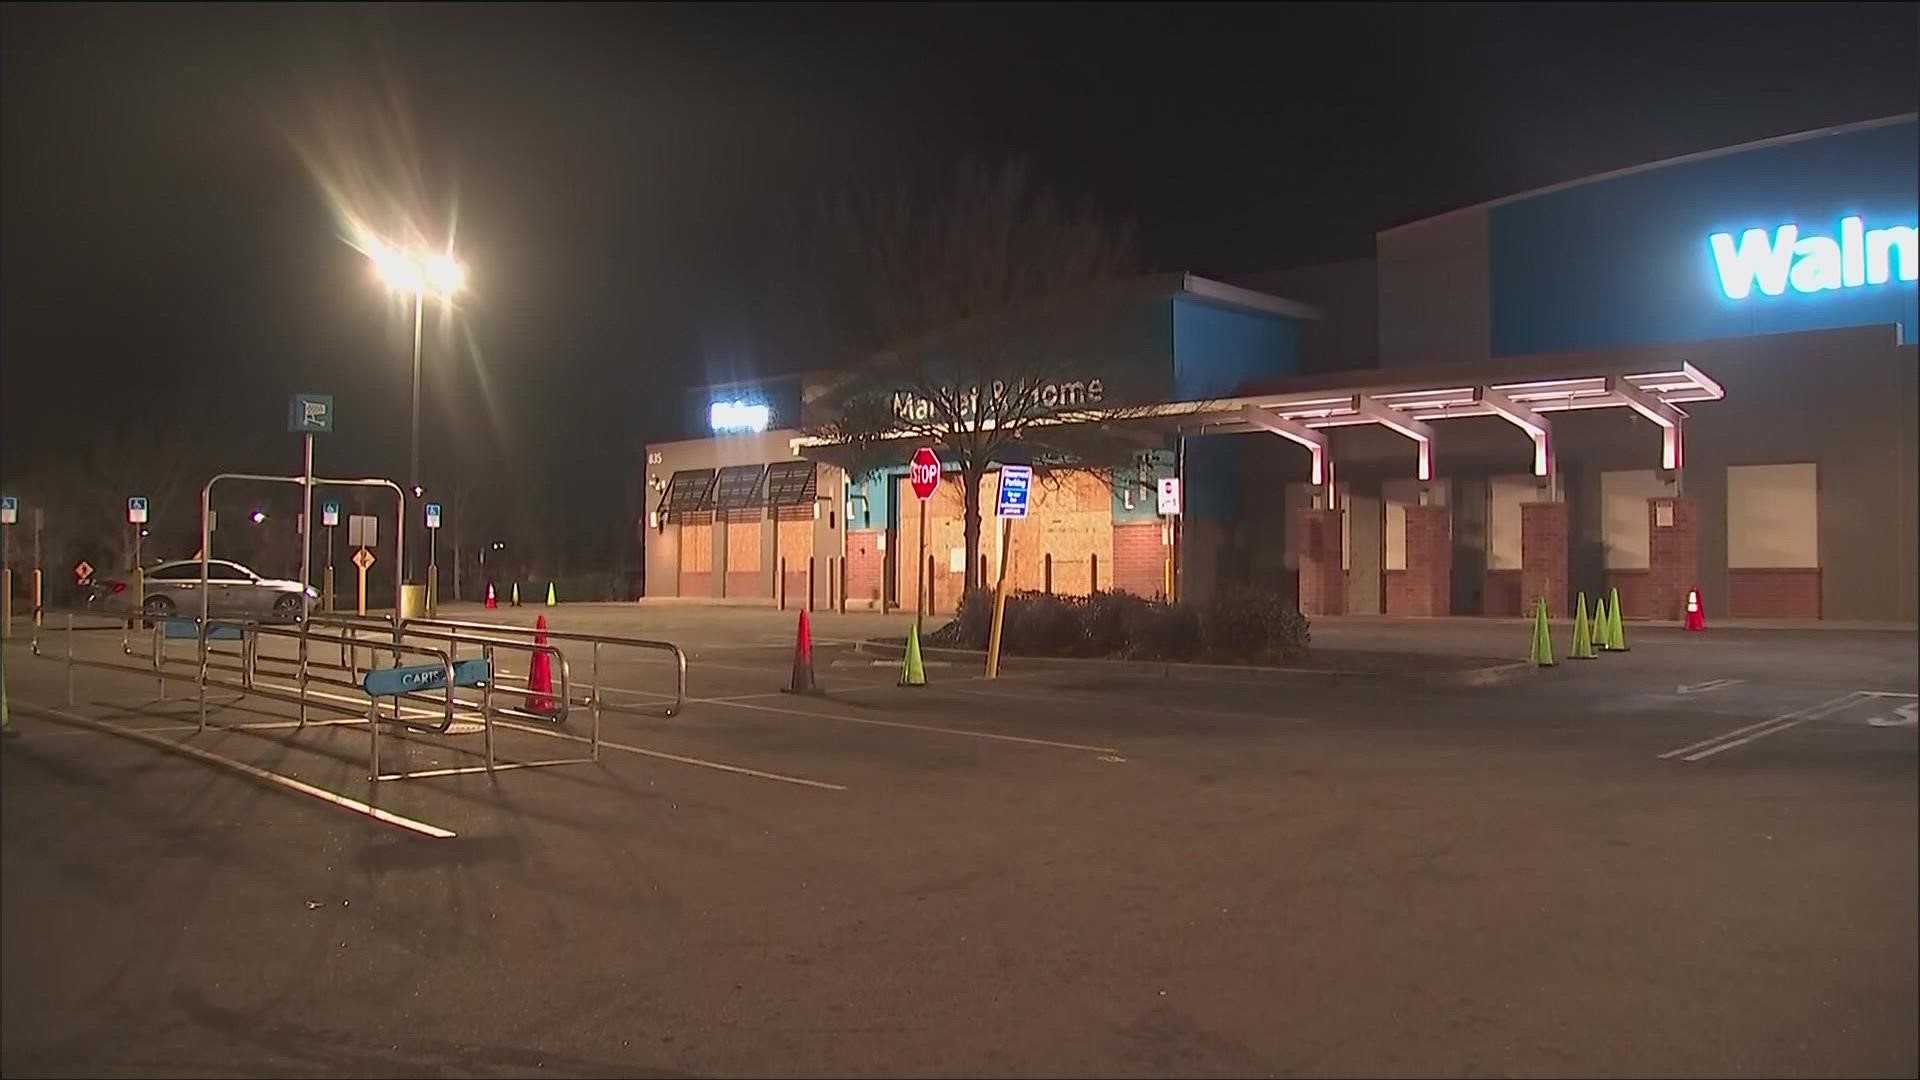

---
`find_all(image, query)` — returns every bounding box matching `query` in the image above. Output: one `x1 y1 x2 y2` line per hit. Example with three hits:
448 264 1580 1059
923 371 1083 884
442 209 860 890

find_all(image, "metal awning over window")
764 460 818 508
659 468 716 523
713 464 767 511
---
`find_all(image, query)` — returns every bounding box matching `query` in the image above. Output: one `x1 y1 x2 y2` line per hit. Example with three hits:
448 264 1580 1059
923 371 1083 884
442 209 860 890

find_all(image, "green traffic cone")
1530 597 1556 667
900 621 927 687
1593 594 1610 652
1570 591 1596 659
1607 586 1629 651
546 581 557 606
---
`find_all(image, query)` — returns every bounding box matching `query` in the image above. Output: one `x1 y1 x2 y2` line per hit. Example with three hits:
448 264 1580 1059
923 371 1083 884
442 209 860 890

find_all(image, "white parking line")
1658 692 1864 762
594 682 1120 753
11 701 457 838
488 720 848 791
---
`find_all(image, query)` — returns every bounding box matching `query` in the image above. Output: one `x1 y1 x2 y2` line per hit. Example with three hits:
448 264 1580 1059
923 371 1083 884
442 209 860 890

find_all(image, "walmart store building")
646 115 1917 623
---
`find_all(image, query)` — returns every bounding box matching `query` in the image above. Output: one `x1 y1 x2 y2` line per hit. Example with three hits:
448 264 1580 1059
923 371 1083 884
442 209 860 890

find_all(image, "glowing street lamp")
361 233 464 581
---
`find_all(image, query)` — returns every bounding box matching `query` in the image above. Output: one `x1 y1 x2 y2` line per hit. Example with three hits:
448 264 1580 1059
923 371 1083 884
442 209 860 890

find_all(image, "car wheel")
273 594 303 620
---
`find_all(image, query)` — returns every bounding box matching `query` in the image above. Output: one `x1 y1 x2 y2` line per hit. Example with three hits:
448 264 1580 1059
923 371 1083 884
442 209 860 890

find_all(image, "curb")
854 638 1534 688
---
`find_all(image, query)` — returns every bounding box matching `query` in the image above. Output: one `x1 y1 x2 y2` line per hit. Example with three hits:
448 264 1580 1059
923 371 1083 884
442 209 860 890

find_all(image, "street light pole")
408 287 424 582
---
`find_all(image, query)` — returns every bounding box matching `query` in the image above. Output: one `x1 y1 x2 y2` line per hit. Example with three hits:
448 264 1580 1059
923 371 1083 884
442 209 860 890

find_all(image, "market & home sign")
1709 215 1917 300
891 377 1107 424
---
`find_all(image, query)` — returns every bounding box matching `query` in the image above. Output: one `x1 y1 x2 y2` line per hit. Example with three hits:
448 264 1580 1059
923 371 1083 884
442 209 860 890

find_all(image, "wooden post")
779 556 787 610
807 556 815 612
1044 552 1053 594
926 553 936 616
1090 552 1099 594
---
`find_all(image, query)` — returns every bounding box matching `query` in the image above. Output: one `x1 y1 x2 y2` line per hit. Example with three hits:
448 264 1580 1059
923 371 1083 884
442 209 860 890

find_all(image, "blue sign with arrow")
361 658 491 698
996 464 1033 519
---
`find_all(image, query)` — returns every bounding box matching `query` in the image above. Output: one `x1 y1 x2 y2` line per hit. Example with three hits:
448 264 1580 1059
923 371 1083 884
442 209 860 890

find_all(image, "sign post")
353 547 375 617
321 501 340 611
1158 476 1182 602
288 394 332 623
127 496 148 612
909 447 941 624
985 464 1032 679
0 496 14 638
424 502 442 615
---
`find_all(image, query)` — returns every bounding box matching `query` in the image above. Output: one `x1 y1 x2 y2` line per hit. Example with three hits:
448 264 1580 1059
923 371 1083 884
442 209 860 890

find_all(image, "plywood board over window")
1600 469 1672 569
1727 463 1819 568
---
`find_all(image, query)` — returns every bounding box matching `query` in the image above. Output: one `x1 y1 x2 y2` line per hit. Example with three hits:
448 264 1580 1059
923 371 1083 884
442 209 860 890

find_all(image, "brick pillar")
1294 507 1345 615
1402 504 1451 616
1648 496 1697 621
1519 501 1568 617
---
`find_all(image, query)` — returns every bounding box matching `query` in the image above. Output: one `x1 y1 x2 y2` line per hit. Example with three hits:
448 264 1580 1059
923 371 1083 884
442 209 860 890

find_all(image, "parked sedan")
90 559 318 621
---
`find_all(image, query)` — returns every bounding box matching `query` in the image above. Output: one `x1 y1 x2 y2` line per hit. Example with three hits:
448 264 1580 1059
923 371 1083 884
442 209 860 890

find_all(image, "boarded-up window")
1601 469 1673 569
679 523 713 573
1728 464 1818 568
1487 475 1538 571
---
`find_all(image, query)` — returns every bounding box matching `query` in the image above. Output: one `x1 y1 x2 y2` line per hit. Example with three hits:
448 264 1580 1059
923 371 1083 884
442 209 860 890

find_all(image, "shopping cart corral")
26 608 688 784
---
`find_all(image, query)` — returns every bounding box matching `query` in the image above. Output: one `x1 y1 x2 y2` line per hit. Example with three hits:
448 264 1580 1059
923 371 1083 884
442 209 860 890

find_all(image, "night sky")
4 3 1915 549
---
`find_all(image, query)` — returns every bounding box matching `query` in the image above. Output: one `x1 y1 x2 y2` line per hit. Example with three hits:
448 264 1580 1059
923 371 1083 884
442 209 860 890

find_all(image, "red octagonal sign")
909 446 941 501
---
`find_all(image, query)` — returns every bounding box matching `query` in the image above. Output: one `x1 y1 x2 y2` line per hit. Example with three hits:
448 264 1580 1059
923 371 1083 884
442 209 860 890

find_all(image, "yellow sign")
352 547 374 616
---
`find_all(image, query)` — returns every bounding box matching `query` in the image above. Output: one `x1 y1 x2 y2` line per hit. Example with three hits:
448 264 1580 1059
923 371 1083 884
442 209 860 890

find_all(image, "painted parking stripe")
11 701 457 838
592 682 1120 754
1658 692 1864 762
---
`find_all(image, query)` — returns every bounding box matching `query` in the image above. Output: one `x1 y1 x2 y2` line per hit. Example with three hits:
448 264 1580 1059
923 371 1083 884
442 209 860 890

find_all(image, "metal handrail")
402 616 687 717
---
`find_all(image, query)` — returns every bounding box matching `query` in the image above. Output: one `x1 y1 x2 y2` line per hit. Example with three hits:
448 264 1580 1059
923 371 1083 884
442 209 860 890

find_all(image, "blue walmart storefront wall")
1489 118 1918 356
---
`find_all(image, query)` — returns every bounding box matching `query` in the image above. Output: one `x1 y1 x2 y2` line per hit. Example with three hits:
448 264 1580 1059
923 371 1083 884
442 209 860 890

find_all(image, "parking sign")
425 503 442 529
321 501 340 527
0 496 16 525
128 496 149 524
996 465 1032 519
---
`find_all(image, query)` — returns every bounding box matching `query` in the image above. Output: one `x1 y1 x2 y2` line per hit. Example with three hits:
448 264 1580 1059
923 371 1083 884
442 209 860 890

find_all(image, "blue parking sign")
996 465 1032 519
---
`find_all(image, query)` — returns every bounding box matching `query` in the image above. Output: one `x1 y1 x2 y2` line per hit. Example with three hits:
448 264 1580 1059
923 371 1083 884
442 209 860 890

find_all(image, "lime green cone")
1530 597 1556 667
900 621 927 687
1607 586 1629 651
1570 591 1596 659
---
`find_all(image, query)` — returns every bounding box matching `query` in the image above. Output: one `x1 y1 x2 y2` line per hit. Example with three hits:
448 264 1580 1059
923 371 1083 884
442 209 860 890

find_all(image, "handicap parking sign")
321 501 340 527
425 503 442 529
0 496 15 525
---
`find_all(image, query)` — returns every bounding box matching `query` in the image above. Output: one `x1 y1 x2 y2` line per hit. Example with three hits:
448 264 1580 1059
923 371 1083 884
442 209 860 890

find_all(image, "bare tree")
5 430 208 573
781 161 1143 592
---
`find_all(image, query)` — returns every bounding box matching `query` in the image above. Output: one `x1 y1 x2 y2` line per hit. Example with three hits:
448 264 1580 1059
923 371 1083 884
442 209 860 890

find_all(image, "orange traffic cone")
485 582 497 609
525 614 557 713
782 609 823 695
1684 586 1705 631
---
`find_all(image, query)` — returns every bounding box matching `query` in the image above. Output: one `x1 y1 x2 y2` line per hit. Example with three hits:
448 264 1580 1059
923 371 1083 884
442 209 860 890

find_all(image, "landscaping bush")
1200 588 1311 663
926 586 1305 664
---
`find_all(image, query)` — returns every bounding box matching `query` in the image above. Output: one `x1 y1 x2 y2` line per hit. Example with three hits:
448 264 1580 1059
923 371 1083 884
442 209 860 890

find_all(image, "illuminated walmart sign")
708 399 771 434
1710 216 1917 300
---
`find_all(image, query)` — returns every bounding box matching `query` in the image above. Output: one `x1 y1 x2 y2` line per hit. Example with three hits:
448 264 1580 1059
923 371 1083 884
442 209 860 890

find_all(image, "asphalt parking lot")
3 605 1915 1078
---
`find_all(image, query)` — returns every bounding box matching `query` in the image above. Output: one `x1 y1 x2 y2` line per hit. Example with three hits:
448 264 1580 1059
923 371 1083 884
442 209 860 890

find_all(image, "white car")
90 559 318 621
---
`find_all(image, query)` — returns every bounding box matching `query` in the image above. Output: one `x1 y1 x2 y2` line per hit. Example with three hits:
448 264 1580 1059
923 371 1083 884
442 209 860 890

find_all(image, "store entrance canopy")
792 360 1723 482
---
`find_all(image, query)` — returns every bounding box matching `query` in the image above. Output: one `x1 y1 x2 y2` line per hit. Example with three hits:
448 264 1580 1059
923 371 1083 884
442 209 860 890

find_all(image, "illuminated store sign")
708 399 772 433
1710 216 1917 300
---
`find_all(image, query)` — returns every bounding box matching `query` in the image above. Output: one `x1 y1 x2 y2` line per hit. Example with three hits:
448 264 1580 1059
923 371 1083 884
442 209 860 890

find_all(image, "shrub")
924 585 1306 664
1201 589 1311 662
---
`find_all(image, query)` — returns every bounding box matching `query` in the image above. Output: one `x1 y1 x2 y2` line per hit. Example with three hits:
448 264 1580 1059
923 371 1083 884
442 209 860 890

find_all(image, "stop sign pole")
909 446 941 624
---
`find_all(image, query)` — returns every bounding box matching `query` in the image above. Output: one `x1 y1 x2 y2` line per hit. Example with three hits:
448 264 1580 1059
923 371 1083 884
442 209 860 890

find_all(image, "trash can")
399 584 428 621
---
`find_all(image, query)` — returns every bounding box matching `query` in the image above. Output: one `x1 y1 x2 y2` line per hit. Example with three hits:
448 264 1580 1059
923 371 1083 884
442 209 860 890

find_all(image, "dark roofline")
1380 113 1919 236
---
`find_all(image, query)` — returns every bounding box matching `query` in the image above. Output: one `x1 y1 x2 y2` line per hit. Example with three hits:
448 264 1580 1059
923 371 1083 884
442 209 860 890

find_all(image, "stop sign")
909 446 941 501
